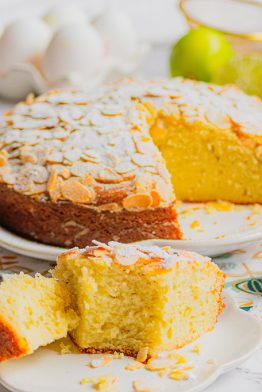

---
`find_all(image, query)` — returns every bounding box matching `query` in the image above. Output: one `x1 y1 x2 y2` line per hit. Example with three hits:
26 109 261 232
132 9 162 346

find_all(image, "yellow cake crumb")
59 342 73 355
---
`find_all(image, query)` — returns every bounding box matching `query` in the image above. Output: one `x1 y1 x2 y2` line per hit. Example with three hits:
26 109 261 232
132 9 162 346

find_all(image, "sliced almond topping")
60 168 71 179
47 152 63 163
93 375 116 391
133 380 157 392
61 180 91 203
145 358 173 371
123 194 152 210
95 168 122 184
82 174 94 185
125 361 145 371
25 93 34 104
25 183 47 196
136 347 149 363
150 190 161 207
115 162 136 174
93 248 110 257
47 170 62 203
169 370 188 381
97 203 120 212
0 151 8 167
47 169 58 191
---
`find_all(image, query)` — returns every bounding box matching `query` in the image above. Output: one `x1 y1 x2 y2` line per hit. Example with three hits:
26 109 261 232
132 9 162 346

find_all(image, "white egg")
43 5 86 31
42 23 103 84
93 8 137 60
0 17 51 73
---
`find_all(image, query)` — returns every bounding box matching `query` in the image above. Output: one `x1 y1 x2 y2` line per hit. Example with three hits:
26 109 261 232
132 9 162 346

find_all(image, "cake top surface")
0 77 261 209
59 240 210 268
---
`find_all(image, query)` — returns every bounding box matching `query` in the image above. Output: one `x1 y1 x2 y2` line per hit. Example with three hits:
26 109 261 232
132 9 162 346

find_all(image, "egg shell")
0 17 51 74
93 8 137 59
42 23 104 84
43 4 87 31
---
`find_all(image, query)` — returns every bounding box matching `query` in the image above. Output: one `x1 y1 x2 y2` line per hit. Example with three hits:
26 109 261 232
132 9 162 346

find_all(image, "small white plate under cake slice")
0 201 261 259
0 295 261 392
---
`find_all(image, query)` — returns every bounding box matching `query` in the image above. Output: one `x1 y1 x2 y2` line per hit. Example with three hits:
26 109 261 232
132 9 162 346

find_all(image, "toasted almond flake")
169 370 188 381
82 174 94 185
93 248 110 257
132 153 155 167
150 190 161 207
47 152 63 163
123 193 152 210
97 203 120 212
61 180 91 203
25 183 47 195
95 168 121 184
125 361 145 371
175 353 187 364
88 356 112 368
0 151 8 167
190 220 200 229
136 347 149 363
191 345 200 354
59 168 71 179
48 171 62 203
93 375 116 391
26 93 34 104
145 358 173 371
133 380 158 392
115 162 136 174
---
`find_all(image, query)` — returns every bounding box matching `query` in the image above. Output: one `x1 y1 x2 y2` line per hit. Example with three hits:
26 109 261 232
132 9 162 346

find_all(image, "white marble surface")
0 1 261 391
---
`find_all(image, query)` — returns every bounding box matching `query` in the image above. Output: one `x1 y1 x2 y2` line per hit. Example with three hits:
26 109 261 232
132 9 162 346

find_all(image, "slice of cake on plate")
54 241 225 360
0 272 78 362
0 242 225 362
0 78 261 248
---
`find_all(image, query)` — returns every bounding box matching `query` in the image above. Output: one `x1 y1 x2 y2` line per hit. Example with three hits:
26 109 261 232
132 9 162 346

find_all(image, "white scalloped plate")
0 295 261 392
0 202 261 260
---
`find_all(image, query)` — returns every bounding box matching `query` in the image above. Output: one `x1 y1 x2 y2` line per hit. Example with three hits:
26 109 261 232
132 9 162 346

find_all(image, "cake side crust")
0 315 30 362
0 184 182 248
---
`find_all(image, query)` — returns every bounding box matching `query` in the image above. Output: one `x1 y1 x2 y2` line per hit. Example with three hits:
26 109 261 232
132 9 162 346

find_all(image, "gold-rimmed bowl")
179 0 262 54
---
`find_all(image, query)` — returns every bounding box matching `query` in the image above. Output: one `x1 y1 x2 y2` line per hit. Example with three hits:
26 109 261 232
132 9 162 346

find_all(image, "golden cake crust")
0 183 181 247
0 315 29 362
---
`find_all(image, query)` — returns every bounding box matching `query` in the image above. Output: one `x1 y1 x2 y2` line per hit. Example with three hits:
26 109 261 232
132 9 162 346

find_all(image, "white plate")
0 202 261 260
0 295 261 392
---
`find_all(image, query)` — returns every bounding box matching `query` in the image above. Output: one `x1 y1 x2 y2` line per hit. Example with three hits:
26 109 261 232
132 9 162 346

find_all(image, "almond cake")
0 242 225 362
0 78 261 247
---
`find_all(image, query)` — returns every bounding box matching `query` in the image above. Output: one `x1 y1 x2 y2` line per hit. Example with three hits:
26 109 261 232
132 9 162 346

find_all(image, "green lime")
169 27 234 82
214 54 262 98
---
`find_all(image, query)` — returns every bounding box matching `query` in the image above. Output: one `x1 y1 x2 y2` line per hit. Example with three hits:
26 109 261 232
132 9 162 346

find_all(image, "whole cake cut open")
0 242 225 362
0 78 261 247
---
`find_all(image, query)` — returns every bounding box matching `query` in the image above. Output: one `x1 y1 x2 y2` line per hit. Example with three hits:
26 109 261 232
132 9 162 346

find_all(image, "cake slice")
0 272 78 362
54 241 225 360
